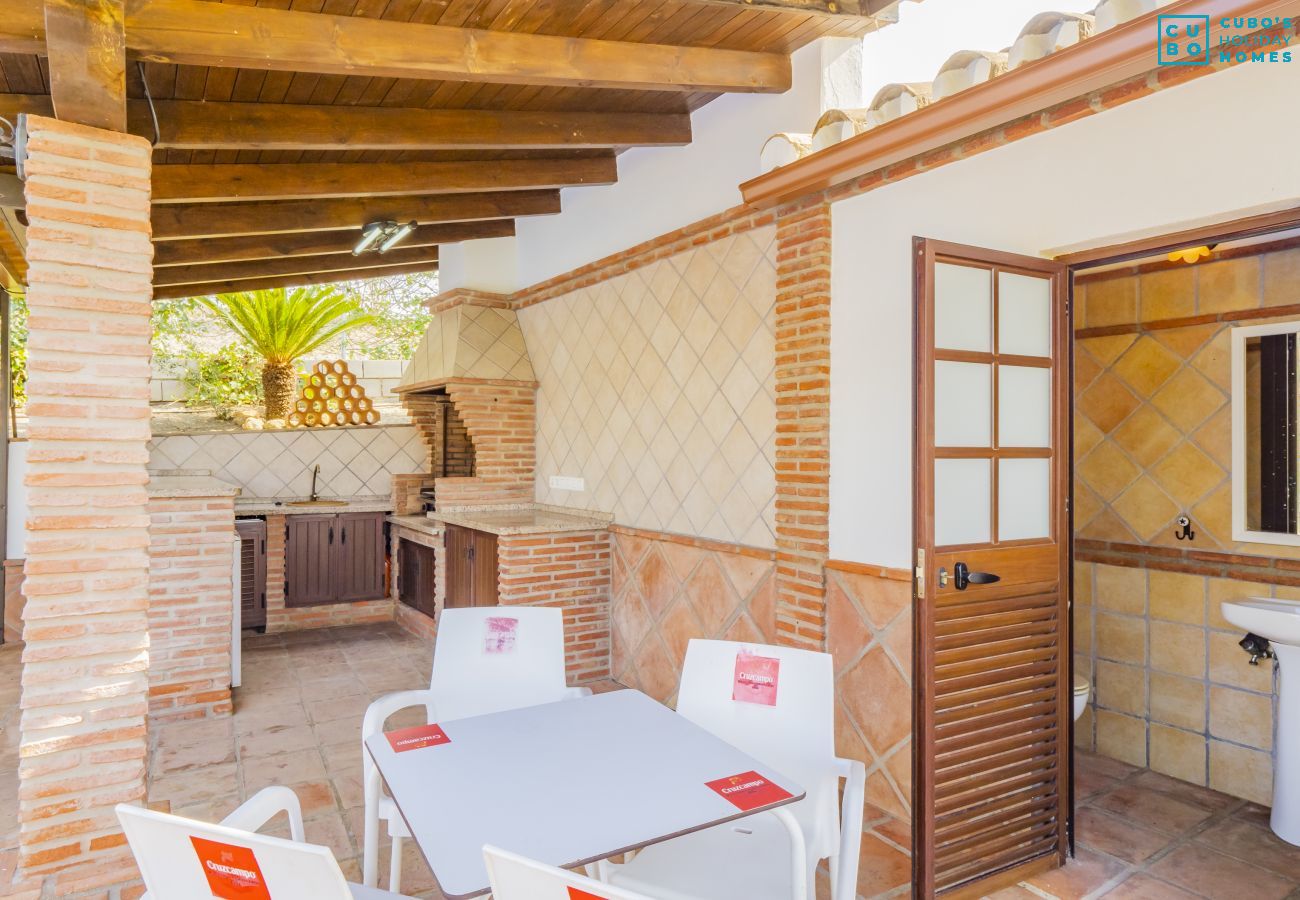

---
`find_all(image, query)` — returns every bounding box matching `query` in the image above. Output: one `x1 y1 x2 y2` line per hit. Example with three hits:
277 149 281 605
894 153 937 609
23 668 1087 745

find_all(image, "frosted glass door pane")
999 458 1051 541
936 458 991 546
935 361 991 447
998 366 1052 447
998 272 1052 357
935 263 991 352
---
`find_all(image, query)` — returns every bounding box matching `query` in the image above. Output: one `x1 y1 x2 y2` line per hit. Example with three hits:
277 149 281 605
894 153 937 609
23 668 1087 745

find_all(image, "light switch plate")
548 475 585 492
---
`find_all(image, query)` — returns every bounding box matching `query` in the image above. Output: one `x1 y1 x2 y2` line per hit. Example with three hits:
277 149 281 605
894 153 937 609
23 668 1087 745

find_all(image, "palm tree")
198 287 375 421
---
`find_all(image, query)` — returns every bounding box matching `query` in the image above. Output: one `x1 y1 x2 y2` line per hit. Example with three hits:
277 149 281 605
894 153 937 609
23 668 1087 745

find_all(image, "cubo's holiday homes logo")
1158 14 1294 66
1158 15 1209 65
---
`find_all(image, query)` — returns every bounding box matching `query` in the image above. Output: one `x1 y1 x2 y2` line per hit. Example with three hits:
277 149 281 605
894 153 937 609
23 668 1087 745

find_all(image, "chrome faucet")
310 464 322 502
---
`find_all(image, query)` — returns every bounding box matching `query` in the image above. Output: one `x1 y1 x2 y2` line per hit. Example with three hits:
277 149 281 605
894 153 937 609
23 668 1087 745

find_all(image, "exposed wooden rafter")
152 246 440 288
0 95 692 151
152 191 561 240
689 0 897 17
152 260 445 300
0 0 791 92
43 0 126 131
152 221 515 268
152 157 618 204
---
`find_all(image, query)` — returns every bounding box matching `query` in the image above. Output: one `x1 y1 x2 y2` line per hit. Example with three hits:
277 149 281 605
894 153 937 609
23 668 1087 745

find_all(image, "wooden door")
913 239 1071 896
472 529 499 607
235 519 267 628
399 538 437 617
285 514 335 607
335 512 387 603
444 524 474 609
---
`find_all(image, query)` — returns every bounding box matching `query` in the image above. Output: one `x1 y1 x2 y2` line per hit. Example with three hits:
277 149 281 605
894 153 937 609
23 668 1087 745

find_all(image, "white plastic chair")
117 786 412 899
484 845 657 900
363 606 593 890
600 639 865 900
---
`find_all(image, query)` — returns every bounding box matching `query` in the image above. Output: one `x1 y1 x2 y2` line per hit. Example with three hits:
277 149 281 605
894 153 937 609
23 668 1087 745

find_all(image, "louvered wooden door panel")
235 519 267 629
913 239 1072 897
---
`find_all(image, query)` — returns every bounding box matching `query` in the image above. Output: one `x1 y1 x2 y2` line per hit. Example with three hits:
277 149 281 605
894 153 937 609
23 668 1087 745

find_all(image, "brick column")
17 116 153 874
773 199 831 650
436 380 536 507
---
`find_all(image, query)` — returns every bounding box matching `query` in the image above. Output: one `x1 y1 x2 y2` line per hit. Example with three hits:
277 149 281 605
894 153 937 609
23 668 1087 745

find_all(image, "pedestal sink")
1221 598 1300 846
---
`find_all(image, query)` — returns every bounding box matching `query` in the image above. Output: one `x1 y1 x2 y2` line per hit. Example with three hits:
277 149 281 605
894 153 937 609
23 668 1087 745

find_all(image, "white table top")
364 688 805 899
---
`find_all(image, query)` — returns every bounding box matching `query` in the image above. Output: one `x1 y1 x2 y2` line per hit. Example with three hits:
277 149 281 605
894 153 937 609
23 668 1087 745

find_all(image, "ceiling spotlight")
378 221 417 254
353 220 418 255
1166 243 1217 265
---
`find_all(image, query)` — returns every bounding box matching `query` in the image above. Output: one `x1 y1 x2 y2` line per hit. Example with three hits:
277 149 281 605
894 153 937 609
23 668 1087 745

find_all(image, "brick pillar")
436 380 535 506
17 116 153 874
773 199 831 650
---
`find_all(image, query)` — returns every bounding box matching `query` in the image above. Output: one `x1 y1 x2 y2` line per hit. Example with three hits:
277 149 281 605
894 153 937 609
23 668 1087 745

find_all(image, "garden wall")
150 357 406 404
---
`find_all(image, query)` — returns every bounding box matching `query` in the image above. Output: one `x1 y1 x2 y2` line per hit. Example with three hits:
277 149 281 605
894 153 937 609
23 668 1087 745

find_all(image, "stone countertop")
147 474 242 499
387 514 442 536
234 495 394 516
427 503 612 536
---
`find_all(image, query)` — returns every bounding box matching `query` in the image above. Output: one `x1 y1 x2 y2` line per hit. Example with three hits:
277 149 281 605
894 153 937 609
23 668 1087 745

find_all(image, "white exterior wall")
442 41 829 293
829 60 1300 568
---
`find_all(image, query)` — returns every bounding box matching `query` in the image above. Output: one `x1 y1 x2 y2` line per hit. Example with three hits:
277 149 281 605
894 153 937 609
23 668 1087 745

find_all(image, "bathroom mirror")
1233 321 1300 545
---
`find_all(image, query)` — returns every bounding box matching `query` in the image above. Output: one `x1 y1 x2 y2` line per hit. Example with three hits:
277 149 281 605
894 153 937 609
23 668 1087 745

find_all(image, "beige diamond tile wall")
148 426 428 499
520 227 778 548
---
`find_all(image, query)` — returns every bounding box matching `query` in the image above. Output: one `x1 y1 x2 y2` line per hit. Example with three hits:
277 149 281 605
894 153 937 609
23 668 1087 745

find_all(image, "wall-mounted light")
1166 243 1217 265
353 220 418 255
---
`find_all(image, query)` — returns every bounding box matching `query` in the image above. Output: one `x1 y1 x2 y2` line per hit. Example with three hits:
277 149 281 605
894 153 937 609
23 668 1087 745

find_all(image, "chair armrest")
832 757 866 900
220 786 305 842
362 689 437 739
563 686 593 700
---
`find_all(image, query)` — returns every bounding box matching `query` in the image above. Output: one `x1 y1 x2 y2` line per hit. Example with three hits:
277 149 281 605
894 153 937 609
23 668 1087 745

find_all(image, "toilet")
1072 674 1091 721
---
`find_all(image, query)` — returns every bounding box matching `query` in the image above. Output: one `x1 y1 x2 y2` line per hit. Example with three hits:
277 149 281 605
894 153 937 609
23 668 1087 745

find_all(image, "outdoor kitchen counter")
426 503 612 536
387 514 443 537
234 494 394 516
147 474 242 499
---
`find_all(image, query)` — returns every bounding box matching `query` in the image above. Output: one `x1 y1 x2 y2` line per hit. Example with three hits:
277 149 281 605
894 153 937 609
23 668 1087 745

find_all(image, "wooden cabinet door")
235 519 267 628
335 512 387 603
285 514 335 607
398 539 437 617
444 524 474 609
471 529 498 607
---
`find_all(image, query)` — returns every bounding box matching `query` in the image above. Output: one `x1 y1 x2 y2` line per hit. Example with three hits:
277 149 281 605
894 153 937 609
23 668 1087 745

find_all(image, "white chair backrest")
677 639 837 847
429 607 570 720
118 804 352 900
483 845 654 900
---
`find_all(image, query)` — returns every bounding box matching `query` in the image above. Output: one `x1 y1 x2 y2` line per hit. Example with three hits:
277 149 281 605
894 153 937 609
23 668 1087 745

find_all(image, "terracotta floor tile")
1101 873 1203 899
1076 766 1123 801
1130 770 1239 813
238 723 319 758
1078 751 1141 782
152 737 237 774
240 746 328 790
1089 783 1217 836
854 832 911 898
1022 847 1128 900
233 701 311 735
1076 806 1176 864
1148 844 1296 900
1193 817 1300 881
872 815 912 852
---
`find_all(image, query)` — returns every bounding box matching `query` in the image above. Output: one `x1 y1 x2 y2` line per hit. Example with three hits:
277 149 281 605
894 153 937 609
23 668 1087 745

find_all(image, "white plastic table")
363 688 805 899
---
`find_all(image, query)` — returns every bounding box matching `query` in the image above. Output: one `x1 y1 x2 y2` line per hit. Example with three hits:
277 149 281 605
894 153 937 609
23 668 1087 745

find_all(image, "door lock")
953 562 1001 591
937 567 949 588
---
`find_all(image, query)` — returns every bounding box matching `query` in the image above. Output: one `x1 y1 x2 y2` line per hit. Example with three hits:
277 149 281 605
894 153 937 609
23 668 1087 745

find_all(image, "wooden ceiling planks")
1 0 881 294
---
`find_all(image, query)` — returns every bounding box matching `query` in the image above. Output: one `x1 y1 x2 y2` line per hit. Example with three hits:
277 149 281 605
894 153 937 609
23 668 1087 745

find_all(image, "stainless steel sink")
285 499 348 507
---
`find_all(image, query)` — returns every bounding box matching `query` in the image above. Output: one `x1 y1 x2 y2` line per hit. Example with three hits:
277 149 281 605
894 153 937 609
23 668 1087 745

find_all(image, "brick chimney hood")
395 303 535 394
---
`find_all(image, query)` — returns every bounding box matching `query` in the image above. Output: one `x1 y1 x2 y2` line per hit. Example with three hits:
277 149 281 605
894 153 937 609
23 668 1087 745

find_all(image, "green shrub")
171 344 264 419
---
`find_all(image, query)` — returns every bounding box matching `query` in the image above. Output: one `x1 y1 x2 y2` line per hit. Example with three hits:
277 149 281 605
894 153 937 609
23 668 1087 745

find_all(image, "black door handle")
954 562 1000 591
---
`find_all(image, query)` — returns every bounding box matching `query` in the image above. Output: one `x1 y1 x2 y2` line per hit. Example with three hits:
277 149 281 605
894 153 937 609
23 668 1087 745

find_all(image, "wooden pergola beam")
0 0 791 92
152 190 561 240
688 0 897 16
0 94 692 151
152 157 617 203
153 246 440 287
43 0 126 131
152 260 443 300
153 220 515 267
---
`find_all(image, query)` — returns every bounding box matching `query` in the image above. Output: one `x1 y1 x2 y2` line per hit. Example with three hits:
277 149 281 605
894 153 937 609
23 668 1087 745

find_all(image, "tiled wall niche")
520 227 777 549
1073 243 1300 805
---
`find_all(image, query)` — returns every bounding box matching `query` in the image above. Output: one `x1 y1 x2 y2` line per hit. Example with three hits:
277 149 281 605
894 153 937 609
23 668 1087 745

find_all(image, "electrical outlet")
548 475 585 492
